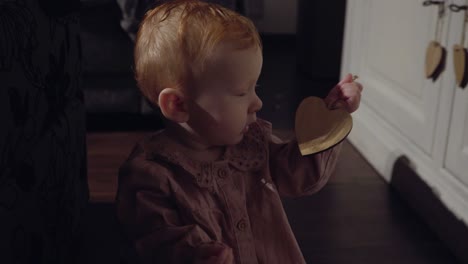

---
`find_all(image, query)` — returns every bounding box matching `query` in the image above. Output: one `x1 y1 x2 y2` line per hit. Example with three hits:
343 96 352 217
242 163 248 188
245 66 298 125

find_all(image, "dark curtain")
0 0 88 263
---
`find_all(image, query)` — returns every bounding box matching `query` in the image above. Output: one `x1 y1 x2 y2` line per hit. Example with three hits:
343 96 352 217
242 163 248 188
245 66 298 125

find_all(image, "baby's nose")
249 94 263 113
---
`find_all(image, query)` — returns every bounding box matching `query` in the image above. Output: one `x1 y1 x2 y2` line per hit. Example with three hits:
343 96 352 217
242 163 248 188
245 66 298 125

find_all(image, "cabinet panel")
367 1 431 98
445 87 468 187
346 0 443 155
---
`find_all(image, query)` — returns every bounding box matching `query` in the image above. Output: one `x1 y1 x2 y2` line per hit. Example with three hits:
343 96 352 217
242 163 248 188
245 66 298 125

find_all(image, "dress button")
237 219 247 231
217 168 227 178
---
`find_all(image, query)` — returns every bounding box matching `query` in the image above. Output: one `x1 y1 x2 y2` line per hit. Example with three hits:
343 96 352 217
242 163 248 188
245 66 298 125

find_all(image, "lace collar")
143 121 269 188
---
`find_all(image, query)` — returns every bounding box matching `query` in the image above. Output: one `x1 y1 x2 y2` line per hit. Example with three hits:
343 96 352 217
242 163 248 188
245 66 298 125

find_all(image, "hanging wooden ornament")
424 1 447 81
425 41 446 79
453 44 468 87
452 2 468 88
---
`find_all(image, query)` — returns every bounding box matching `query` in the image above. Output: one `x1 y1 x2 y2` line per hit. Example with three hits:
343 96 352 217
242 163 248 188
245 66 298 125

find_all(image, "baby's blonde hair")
134 0 262 105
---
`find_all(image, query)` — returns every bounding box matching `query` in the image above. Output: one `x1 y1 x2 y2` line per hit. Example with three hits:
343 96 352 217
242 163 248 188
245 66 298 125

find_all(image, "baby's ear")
158 88 189 123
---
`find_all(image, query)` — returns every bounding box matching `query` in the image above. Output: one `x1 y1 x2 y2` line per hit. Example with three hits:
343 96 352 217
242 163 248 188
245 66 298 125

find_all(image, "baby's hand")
194 242 234 264
324 73 363 113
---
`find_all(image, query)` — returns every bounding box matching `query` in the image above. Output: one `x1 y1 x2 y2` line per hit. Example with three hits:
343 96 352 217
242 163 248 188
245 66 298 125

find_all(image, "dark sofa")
81 0 143 114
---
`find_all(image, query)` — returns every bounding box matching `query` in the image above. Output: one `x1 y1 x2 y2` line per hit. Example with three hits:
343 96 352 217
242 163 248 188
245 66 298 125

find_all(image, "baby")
115 1 363 263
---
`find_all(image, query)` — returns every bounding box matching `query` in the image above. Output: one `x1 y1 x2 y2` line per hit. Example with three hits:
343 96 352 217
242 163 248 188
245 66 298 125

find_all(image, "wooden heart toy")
295 96 353 156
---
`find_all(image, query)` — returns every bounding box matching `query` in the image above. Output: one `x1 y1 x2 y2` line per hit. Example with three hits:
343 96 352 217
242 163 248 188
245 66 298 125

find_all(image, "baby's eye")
236 84 259 96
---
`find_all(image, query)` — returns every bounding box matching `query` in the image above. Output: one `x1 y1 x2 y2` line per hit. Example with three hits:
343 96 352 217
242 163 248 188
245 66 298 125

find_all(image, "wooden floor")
79 131 460 264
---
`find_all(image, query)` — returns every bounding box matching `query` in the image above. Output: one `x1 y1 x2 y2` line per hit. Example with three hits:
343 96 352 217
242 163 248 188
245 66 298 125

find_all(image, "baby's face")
187 42 263 146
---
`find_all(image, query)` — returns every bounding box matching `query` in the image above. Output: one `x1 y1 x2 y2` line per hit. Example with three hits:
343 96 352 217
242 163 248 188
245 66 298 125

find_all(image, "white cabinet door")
342 0 445 155
445 85 468 186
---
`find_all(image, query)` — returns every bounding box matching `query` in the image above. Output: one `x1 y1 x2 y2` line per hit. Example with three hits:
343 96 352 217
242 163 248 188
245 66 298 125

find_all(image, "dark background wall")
297 0 347 80
296 0 347 96
0 0 88 263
